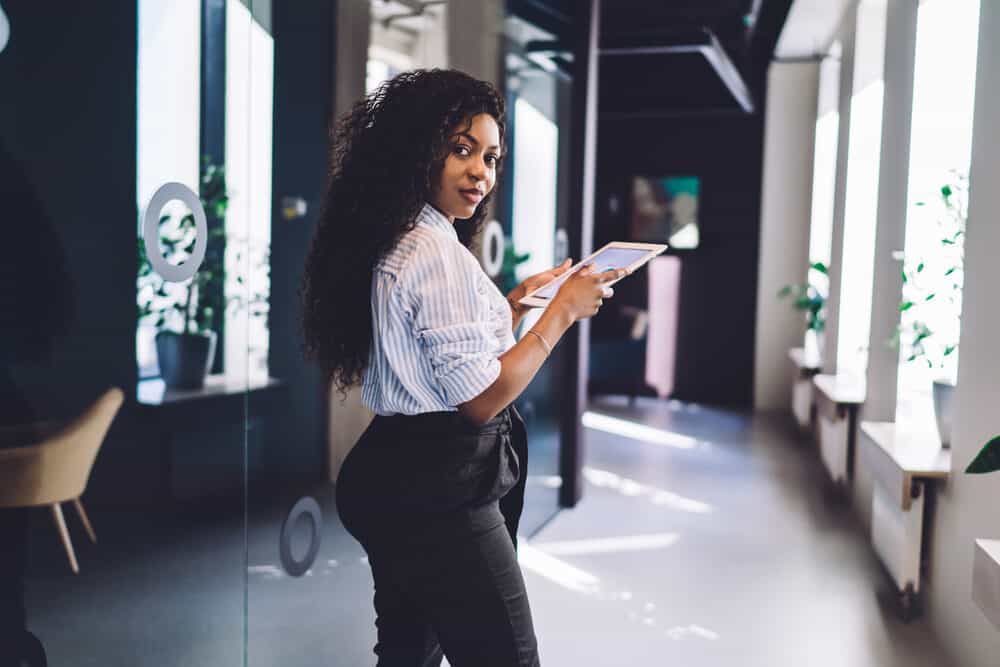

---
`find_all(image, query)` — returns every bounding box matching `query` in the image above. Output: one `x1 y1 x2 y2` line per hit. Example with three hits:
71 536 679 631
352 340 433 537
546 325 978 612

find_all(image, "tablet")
518 241 668 308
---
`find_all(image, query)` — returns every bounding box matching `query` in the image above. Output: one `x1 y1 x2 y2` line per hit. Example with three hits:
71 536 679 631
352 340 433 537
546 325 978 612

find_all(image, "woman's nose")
468 158 488 180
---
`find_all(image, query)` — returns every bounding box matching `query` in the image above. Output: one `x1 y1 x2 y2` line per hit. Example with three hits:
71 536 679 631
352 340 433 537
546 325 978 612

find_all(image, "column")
821 4 857 375
753 60 819 411
446 0 503 85
559 0 600 507
863 0 919 422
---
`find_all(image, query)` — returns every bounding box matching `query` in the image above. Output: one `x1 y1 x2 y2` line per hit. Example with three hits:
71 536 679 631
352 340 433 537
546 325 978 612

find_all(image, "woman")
299 69 622 667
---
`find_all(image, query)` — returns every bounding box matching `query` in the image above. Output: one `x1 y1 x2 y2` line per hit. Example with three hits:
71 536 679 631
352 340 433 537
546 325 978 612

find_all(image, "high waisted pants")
335 405 539 667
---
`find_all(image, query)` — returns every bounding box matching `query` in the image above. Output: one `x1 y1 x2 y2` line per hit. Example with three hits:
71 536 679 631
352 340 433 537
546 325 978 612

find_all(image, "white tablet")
518 241 668 308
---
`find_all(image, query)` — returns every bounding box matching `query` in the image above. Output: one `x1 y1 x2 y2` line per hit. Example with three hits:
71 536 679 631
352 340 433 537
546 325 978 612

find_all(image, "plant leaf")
966 435 1000 474
900 301 914 312
811 261 829 274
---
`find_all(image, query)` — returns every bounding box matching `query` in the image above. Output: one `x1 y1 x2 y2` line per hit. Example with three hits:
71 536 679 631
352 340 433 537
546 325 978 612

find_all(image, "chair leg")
50 503 79 574
72 497 97 544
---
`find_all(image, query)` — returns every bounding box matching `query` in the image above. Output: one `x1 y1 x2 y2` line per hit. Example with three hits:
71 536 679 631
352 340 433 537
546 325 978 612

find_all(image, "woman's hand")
506 259 575 328
506 258 574 314
550 264 625 322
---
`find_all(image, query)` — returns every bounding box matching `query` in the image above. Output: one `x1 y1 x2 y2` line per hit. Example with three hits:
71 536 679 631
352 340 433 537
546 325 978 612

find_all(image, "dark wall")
0 1 145 503
261 0 335 482
595 110 764 408
0 2 138 419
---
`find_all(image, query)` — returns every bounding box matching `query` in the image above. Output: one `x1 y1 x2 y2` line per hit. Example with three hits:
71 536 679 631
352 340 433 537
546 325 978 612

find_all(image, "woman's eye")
454 145 471 156
486 154 500 166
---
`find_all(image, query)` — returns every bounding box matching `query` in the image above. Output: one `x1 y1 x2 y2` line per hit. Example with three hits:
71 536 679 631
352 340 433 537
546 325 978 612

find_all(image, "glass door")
0 1 253 663
502 13 570 535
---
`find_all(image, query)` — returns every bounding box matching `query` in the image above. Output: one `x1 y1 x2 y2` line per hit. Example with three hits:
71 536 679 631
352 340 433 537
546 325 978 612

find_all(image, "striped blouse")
361 203 517 415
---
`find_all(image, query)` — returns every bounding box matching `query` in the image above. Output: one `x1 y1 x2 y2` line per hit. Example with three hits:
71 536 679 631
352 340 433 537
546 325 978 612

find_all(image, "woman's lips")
460 189 483 204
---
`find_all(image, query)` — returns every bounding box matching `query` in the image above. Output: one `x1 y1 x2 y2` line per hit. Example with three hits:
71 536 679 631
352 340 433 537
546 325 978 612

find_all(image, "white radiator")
818 413 848 483
792 378 813 430
871 480 925 593
973 539 1000 630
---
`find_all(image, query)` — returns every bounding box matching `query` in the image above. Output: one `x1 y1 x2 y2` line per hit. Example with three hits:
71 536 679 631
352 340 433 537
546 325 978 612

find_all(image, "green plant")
966 436 1000 474
499 240 531 297
137 159 269 338
778 261 828 333
893 172 967 380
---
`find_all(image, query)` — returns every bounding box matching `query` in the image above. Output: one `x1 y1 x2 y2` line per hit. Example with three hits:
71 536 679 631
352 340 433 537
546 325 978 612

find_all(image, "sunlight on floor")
583 467 713 514
533 532 679 556
582 411 706 450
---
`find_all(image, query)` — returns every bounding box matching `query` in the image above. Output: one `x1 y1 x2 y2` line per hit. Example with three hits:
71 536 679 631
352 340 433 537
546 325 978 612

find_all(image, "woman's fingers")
551 258 573 275
602 286 614 298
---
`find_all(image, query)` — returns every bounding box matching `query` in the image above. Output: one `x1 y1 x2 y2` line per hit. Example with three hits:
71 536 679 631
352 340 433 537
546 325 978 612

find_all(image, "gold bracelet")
525 329 553 355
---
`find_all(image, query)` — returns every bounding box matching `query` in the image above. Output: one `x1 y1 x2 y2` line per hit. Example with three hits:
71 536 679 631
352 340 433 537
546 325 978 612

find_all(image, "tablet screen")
531 247 653 300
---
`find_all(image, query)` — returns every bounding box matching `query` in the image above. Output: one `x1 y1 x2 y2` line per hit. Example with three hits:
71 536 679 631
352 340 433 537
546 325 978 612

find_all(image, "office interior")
1 0 998 665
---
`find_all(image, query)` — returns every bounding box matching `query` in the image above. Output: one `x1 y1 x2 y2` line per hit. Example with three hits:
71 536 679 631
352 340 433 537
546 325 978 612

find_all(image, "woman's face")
431 113 501 222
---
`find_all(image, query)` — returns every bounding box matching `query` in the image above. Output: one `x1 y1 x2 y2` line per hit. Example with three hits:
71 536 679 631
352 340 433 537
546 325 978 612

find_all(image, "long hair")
299 69 507 393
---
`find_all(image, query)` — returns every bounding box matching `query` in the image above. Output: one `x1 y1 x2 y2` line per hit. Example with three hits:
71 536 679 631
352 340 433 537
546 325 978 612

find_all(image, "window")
806 44 840 358
135 0 201 379
225 0 273 381
896 0 980 426
834 0 887 381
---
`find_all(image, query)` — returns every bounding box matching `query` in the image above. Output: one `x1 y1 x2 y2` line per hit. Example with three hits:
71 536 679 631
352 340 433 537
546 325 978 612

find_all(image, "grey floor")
20 396 958 665
522 396 957 666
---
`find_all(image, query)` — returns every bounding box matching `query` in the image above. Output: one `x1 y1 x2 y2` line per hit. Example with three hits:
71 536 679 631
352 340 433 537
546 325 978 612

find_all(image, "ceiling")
373 0 811 116
509 0 796 116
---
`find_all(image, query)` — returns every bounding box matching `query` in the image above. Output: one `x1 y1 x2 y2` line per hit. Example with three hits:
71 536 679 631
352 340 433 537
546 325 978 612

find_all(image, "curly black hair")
299 69 507 393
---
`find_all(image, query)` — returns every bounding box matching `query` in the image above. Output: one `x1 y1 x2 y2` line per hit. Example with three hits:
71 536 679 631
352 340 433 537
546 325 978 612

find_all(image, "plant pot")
155 330 217 390
932 380 956 448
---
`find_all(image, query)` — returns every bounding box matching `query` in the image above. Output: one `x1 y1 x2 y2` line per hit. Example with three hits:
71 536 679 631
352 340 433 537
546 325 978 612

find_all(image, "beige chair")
0 387 124 573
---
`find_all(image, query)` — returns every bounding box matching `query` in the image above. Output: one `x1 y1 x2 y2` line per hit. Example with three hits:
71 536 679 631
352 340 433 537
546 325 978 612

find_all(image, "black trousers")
336 405 539 667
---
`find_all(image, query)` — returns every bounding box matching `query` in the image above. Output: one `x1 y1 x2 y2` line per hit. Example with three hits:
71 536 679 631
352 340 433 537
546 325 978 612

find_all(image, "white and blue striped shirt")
361 203 517 415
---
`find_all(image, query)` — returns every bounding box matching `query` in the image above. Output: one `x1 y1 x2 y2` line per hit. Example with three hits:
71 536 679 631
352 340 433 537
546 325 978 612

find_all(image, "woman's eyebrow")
456 132 500 152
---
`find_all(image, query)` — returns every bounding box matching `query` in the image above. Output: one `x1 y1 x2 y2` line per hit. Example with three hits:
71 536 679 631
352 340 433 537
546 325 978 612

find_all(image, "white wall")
925 2 1000 662
753 61 819 410
820 3 857 375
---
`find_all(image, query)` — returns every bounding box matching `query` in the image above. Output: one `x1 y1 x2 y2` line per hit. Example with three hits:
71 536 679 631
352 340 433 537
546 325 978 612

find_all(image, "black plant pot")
155 330 217 390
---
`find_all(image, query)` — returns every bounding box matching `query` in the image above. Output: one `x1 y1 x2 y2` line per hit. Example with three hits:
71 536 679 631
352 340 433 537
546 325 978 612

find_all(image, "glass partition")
502 12 568 535
1 1 252 663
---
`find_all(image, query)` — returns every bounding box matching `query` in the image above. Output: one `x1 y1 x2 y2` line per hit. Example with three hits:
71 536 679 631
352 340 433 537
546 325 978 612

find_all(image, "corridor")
522 397 955 666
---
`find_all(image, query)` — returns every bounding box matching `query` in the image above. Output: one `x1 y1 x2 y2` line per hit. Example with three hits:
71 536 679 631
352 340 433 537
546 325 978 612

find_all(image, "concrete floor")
20 396 958 665
522 396 957 666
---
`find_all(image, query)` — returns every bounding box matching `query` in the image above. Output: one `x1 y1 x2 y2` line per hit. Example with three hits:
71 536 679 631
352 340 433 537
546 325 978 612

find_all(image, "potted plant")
778 261 829 362
895 172 967 447
138 161 271 388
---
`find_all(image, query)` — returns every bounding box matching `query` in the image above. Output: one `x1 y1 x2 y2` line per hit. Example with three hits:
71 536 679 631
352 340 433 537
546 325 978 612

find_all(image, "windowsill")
813 373 866 405
973 539 1000 630
859 421 951 510
137 373 282 406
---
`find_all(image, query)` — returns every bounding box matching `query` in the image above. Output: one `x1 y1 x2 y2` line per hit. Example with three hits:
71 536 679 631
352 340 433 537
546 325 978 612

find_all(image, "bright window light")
135 0 201 378
896 0 980 425
835 0 887 381
511 96 559 334
517 542 601 595
533 533 680 557
583 467 713 514
226 0 273 380
582 411 701 450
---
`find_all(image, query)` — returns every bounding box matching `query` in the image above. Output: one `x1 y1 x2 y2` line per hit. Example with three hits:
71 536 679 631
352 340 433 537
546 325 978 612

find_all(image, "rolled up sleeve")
404 239 501 407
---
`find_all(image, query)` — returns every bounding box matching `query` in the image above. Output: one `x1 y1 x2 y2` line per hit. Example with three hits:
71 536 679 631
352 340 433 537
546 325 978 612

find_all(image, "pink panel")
645 256 681 398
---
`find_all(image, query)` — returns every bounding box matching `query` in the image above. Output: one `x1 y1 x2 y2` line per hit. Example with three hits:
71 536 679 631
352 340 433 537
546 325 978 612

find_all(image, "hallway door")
0 1 256 663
